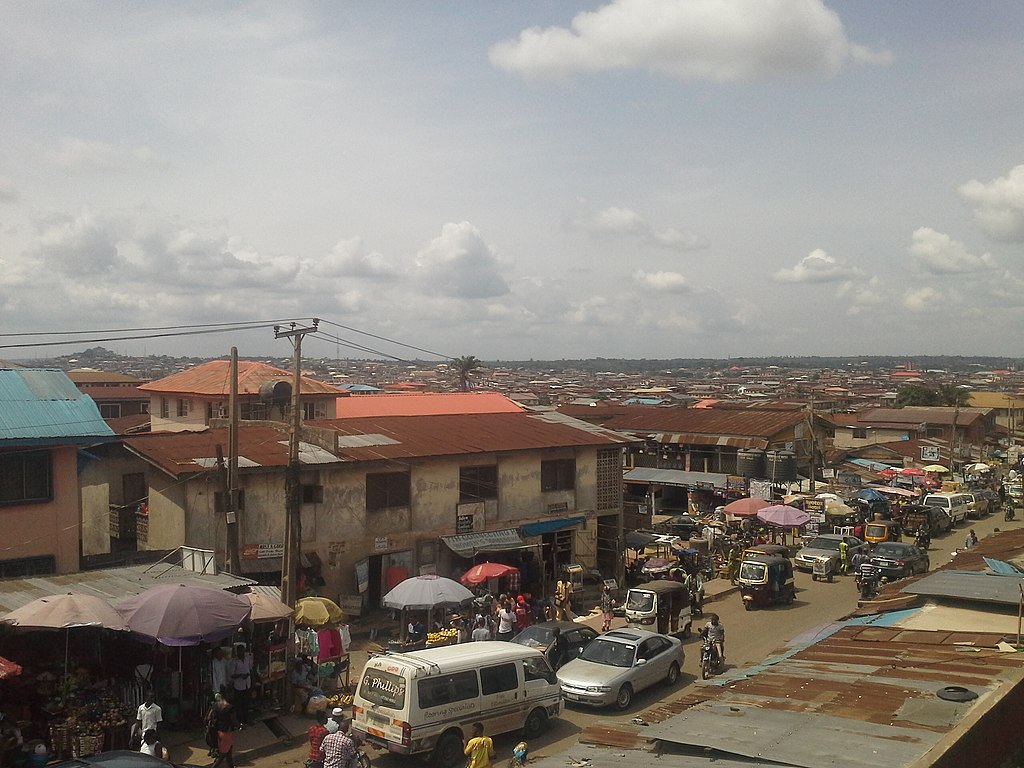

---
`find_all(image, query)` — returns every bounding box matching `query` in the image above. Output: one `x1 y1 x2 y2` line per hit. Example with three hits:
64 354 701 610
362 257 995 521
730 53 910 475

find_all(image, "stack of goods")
426 628 458 647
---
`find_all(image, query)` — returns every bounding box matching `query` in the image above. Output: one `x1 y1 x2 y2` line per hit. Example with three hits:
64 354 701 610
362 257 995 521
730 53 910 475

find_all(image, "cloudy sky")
2 1 1023 361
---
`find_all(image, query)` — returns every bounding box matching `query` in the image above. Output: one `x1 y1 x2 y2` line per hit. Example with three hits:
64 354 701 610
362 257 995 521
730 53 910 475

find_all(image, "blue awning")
520 516 586 537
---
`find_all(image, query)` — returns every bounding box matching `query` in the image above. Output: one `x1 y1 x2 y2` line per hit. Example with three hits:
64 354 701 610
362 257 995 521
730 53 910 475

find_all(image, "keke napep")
737 552 795 610
624 580 694 638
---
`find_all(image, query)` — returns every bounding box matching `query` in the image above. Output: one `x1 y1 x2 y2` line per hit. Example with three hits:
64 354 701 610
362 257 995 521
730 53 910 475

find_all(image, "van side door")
521 655 559 722
479 662 521 736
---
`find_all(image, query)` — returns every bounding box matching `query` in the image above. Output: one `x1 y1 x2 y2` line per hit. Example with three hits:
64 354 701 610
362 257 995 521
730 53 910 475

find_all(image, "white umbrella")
383 575 473 611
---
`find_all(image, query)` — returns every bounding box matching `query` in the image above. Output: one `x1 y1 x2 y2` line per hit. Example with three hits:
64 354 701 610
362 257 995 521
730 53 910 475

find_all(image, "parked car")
794 534 868 571
901 503 953 535
511 620 598 667
557 628 683 710
863 541 930 581
654 514 701 539
965 491 994 518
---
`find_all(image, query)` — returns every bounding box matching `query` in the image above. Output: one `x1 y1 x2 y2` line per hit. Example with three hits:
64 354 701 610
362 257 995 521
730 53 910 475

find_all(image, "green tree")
895 384 940 407
937 383 970 407
452 355 480 391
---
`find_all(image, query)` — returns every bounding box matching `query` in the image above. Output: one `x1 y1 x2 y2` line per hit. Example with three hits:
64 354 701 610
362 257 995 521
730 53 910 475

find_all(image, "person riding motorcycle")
914 527 931 550
700 613 725 664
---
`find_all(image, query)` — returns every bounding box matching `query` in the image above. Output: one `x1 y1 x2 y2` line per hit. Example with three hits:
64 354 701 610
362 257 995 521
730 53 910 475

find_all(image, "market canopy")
459 562 519 586
245 592 293 622
0 655 21 680
383 575 473 611
440 528 527 558
723 497 769 517
624 531 659 551
116 584 252 646
854 488 887 502
1 593 127 631
294 596 344 627
756 505 810 528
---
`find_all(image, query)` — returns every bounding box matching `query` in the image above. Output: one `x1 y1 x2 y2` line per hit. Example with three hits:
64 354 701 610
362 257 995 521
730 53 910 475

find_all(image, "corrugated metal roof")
0 562 254 613
652 432 768 448
558 404 804 439
125 412 634 477
335 392 524 417
138 360 342 396
641 623 1023 768
0 368 114 441
624 467 730 489
904 570 1024 605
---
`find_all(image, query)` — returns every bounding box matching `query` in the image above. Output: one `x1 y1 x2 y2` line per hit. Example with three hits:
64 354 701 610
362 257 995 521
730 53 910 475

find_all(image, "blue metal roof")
0 368 114 442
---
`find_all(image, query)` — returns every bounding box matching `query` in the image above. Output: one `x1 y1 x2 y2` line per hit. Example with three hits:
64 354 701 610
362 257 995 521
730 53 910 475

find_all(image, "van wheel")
432 731 464 768
615 684 633 710
666 662 680 685
523 708 548 739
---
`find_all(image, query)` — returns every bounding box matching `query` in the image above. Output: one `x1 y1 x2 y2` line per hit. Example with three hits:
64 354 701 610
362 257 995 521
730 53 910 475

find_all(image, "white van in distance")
352 642 561 767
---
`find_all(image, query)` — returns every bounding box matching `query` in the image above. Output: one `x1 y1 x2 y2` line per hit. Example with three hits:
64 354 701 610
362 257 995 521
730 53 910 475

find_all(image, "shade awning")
441 528 527 559
520 516 586 537
624 467 730 490
625 531 659 550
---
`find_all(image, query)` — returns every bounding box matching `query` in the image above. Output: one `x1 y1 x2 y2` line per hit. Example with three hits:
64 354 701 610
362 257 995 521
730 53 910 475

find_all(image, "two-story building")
88 410 633 608
139 360 344 432
0 368 114 576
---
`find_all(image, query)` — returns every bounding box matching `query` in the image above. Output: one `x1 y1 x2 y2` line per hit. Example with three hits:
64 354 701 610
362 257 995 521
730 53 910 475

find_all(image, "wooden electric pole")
225 348 241 573
275 320 319 607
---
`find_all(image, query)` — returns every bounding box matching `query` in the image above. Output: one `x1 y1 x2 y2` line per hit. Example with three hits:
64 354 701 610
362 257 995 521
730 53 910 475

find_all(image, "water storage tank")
259 380 292 406
766 450 797 482
736 448 765 478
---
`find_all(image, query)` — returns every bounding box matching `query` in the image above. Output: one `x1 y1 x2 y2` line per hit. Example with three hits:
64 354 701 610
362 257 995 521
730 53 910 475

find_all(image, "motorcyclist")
850 549 869 585
701 613 725 664
914 527 930 550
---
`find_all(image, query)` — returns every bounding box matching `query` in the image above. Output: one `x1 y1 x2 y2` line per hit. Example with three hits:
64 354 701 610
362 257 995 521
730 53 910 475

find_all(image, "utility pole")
225 348 241 573
275 320 319 607
806 395 817 494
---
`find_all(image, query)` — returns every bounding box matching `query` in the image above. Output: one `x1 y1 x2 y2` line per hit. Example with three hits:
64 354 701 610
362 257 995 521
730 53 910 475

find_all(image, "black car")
863 542 930 581
50 751 203 768
654 514 701 539
511 620 599 667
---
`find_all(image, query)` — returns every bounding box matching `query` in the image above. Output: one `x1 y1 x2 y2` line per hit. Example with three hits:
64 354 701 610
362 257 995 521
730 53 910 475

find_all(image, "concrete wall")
78 447 151 556
832 427 908 450
0 446 80 574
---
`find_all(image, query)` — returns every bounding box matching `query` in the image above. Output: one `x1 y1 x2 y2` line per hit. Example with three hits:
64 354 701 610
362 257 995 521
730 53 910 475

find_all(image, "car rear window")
359 668 407 709
873 543 904 557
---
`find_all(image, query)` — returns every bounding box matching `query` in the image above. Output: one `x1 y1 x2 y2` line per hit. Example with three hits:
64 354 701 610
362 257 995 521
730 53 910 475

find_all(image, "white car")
794 534 867 571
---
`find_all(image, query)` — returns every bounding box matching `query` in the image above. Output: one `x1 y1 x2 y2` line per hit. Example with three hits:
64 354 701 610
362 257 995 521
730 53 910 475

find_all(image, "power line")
0 321 291 350
0 319 306 338
317 318 452 360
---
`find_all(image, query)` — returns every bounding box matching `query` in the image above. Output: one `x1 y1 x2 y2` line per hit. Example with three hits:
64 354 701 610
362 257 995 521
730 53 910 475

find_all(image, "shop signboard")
803 498 826 523
355 558 370 594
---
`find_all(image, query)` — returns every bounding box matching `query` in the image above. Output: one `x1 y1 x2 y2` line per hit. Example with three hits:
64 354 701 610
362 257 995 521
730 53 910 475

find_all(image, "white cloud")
578 206 707 251
773 248 862 283
414 221 510 299
44 137 166 173
311 237 399 281
902 286 944 313
490 0 890 82
633 269 690 293
0 177 18 202
908 227 996 274
958 164 1024 241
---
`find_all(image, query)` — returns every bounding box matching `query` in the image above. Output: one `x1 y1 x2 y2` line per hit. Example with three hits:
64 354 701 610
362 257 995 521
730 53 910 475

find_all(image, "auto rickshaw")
863 519 901 545
624 580 693 637
742 543 790 559
737 554 796 610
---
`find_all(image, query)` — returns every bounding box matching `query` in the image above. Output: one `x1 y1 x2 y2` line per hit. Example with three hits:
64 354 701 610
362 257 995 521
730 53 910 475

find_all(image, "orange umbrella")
0 655 22 680
722 497 770 517
460 562 519 586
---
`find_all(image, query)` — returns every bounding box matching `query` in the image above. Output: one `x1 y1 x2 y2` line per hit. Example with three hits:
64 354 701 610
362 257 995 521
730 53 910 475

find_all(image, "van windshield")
359 668 407 710
923 498 947 507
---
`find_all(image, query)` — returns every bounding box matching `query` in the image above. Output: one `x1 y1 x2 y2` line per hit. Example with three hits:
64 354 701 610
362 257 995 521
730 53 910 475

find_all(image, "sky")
2 1 1024 363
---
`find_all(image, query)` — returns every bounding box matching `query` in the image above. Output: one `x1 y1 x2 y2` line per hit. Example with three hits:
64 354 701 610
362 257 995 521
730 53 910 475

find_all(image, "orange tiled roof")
138 360 343 397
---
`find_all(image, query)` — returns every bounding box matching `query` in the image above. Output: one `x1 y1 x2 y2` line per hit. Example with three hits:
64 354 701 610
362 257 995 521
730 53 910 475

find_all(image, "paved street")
230 512 1016 768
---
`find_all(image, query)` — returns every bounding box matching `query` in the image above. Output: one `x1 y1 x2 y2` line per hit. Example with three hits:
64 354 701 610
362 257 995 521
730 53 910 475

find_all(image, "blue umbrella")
855 488 886 502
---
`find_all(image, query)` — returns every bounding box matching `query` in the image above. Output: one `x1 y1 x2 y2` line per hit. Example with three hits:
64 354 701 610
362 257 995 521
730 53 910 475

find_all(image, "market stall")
382 575 473 652
293 597 351 713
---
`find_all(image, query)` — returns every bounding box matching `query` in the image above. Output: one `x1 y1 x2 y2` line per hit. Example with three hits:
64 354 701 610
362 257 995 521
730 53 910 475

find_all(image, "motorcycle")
1005 504 1016 522
699 630 723 680
857 566 880 600
914 530 930 550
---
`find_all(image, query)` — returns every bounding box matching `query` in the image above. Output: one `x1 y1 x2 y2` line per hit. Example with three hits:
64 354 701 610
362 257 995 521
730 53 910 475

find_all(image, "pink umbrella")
117 584 252 646
460 562 519 586
722 497 770 517
756 505 811 527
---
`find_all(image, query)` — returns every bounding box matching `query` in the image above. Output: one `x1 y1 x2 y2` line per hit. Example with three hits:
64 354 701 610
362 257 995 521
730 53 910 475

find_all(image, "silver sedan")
556 628 683 710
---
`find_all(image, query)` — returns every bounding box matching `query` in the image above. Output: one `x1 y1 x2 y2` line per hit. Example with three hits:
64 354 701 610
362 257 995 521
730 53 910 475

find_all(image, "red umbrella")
900 467 926 476
722 497 770 517
460 562 519 586
0 655 22 680
878 468 899 479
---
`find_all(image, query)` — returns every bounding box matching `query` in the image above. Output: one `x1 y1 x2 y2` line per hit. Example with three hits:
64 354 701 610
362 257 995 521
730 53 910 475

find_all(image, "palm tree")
452 355 480 391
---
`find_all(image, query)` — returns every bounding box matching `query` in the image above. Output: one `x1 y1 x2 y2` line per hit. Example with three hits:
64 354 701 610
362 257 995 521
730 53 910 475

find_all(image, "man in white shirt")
496 602 516 641
229 645 253 725
134 692 162 745
210 647 230 697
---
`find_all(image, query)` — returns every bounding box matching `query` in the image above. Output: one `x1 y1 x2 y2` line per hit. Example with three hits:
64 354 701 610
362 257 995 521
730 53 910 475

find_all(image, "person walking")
838 540 850 575
306 712 329 768
471 618 491 642
599 585 615 632
208 692 236 768
496 600 516 641
463 722 495 768
132 691 162 749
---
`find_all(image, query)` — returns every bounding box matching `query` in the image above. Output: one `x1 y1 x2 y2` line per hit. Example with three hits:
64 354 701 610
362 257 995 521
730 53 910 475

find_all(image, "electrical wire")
317 318 452 360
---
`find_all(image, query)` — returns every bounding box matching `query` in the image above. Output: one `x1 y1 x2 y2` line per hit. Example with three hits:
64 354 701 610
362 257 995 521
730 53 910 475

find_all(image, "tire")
666 662 680 686
432 731 464 768
523 708 547 739
701 655 711 680
743 601 753 611
614 684 633 710
357 754 371 768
